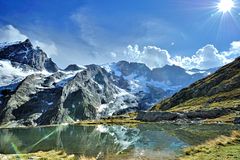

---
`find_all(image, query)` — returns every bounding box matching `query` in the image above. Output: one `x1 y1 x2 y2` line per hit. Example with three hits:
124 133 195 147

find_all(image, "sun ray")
217 0 235 13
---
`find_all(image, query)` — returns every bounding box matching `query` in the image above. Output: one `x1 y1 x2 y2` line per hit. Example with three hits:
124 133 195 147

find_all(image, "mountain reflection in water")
0 123 239 159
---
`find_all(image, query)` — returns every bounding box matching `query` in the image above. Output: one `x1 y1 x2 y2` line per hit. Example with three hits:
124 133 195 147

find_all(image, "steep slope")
152 57 240 113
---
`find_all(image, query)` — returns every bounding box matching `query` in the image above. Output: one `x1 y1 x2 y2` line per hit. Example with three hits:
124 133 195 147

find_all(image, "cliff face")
152 57 240 112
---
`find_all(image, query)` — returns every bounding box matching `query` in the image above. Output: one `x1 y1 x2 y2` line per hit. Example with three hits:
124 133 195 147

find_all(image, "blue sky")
0 0 240 69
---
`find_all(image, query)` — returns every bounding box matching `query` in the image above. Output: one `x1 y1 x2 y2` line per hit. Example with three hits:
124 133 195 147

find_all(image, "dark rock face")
44 58 59 72
0 39 59 72
64 64 84 71
112 107 139 116
136 111 180 122
151 65 199 86
185 109 230 119
234 117 240 124
116 61 151 77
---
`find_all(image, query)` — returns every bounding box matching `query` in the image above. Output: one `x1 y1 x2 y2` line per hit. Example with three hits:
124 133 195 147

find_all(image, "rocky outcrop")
0 39 59 72
234 117 240 124
136 107 239 122
136 111 180 122
64 64 84 71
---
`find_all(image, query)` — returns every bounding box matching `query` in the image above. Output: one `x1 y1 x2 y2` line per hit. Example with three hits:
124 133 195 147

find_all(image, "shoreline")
0 115 239 129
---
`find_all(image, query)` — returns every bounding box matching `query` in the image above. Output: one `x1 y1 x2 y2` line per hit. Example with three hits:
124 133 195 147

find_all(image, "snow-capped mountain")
0 39 216 126
0 39 59 72
102 61 215 109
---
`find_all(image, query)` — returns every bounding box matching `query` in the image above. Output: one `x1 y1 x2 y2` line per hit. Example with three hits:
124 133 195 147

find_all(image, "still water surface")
0 123 239 159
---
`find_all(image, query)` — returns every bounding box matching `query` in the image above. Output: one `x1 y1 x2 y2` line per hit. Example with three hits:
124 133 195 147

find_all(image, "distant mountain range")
0 39 217 126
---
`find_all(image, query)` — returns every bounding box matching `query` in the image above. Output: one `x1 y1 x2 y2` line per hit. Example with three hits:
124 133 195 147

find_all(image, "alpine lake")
0 123 240 160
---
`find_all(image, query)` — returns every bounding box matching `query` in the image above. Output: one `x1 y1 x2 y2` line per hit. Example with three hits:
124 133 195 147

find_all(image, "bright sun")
217 0 235 13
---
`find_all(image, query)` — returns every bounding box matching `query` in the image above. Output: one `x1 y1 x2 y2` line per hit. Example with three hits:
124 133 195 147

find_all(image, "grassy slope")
179 131 240 160
168 88 240 112
151 57 240 122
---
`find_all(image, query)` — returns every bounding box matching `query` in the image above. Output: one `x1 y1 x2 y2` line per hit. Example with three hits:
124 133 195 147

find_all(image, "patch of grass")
179 131 240 160
0 150 79 160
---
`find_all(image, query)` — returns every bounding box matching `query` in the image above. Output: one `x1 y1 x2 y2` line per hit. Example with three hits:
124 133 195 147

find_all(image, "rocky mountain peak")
0 39 59 72
116 61 151 77
64 64 84 71
21 39 33 47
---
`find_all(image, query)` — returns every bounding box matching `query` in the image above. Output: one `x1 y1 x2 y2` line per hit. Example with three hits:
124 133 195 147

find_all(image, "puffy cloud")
0 25 27 42
174 45 230 69
231 41 240 50
124 45 172 69
123 43 240 70
225 41 240 57
0 25 58 57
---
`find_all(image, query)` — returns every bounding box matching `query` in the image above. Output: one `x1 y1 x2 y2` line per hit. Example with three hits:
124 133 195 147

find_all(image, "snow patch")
55 70 84 87
97 87 137 117
0 60 50 86
101 63 122 77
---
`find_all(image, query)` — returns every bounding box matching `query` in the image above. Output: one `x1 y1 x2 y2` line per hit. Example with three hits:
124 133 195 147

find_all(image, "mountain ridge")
0 39 219 126
0 39 59 72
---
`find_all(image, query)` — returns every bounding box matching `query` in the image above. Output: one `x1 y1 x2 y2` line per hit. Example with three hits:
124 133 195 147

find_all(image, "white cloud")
110 52 117 58
33 40 58 56
70 8 101 48
0 25 58 57
123 45 172 69
122 43 240 70
231 41 240 50
228 41 240 56
174 44 230 69
0 25 27 42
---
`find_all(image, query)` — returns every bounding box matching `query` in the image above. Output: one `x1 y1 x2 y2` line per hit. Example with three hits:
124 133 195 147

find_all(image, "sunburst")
217 0 235 13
